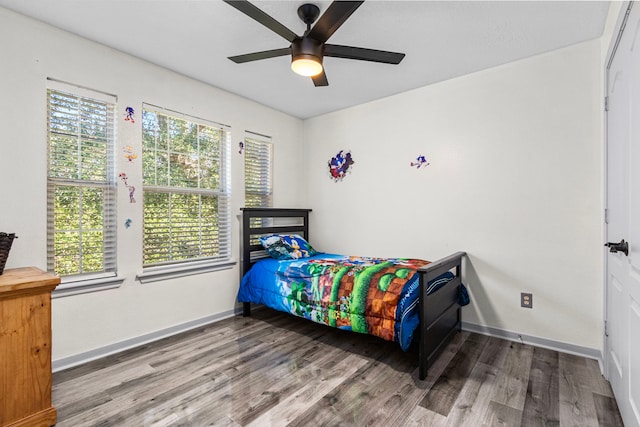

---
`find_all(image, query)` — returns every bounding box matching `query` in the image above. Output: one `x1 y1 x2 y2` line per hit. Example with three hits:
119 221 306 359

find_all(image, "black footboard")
417 251 466 380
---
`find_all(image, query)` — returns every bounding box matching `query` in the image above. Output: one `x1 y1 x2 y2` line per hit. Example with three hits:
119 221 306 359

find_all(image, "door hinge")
605 320 608 337
605 96 609 112
605 208 609 224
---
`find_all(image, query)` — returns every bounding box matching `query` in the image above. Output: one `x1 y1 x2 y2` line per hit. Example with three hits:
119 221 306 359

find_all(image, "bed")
238 208 467 380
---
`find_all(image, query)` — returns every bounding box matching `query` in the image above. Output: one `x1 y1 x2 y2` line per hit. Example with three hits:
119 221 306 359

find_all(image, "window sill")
53 275 125 299
136 259 236 284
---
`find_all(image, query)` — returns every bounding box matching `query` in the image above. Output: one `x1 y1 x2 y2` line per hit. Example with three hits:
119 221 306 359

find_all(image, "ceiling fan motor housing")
291 37 324 65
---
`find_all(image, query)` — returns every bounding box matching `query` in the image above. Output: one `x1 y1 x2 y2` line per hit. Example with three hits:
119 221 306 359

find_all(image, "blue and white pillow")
259 234 318 260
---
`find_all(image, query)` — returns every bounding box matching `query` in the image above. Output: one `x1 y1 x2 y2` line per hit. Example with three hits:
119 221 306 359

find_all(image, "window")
244 133 273 209
141 105 231 270
47 86 117 281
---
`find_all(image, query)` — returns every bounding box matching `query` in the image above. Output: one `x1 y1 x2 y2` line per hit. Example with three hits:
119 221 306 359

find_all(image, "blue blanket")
239 253 465 350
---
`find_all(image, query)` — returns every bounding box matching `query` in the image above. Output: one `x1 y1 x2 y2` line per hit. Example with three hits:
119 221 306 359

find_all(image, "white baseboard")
462 321 603 366
52 312 604 374
52 307 242 372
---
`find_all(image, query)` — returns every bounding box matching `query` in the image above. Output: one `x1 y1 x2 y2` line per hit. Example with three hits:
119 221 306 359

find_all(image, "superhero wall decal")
124 106 135 123
328 150 354 182
411 155 430 169
118 172 136 203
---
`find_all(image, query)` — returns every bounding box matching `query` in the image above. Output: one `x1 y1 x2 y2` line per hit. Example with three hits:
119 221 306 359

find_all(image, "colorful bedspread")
238 253 455 351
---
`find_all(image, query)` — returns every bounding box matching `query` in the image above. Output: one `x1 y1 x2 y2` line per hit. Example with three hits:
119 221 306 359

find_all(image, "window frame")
138 104 233 283
46 80 124 298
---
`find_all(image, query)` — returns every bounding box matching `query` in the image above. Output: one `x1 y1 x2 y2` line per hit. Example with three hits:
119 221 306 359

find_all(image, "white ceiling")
0 1 610 119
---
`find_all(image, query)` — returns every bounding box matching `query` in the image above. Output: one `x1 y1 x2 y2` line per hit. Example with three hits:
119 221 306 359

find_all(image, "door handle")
605 239 629 256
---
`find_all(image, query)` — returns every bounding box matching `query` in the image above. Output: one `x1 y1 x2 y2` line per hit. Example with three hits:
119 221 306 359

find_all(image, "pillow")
259 234 318 260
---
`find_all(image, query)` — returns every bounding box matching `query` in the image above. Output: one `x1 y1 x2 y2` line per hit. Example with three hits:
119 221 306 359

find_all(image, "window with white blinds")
244 134 273 208
47 88 117 279
142 106 231 267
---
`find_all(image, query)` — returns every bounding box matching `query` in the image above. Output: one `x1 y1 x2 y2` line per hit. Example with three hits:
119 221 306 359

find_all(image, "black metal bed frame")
239 207 465 380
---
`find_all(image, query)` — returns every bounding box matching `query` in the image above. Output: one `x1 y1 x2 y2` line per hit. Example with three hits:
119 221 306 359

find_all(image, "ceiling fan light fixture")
291 55 323 76
291 37 324 77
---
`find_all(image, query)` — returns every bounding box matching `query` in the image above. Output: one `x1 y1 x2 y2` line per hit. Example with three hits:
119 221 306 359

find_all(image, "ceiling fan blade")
312 70 329 87
228 47 291 64
324 44 405 64
224 0 298 43
307 1 364 43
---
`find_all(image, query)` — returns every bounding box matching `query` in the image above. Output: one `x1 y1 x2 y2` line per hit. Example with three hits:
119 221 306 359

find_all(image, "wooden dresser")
0 267 60 427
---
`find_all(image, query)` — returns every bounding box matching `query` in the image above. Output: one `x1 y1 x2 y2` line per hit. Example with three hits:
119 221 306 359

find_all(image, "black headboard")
240 208 312 279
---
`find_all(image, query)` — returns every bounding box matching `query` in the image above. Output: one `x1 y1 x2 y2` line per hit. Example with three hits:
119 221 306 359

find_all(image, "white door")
606 3 640 427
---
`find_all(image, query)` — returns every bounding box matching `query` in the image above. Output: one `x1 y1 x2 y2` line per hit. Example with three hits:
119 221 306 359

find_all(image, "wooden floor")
52 309 623 426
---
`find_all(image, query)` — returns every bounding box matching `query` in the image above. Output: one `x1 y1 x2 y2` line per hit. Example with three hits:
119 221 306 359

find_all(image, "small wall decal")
238 141 244 154
125 219 132 229
410 155 430 169
124 106 135 123
123 145 138 162
128 185 136 203
118 172 137 203
118 172 129 186
328 150 354 182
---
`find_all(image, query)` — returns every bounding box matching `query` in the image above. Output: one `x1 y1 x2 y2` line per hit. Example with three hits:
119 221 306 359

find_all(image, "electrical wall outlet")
521 293 533 308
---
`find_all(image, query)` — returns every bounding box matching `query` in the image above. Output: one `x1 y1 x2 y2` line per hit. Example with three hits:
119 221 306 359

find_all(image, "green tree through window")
244 134 273 232
244 134 273 209
47 89 116 278
142 107 230 266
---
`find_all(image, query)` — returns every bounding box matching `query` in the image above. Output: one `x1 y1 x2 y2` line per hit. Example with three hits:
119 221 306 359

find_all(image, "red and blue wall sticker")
328 150 354 182
124 106 135 123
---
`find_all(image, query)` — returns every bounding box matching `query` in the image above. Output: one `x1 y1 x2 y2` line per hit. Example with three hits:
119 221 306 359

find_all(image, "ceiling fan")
223 0 406 86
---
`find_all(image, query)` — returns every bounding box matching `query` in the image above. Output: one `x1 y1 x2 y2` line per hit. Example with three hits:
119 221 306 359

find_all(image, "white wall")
0 7 305 363
303 40 604 350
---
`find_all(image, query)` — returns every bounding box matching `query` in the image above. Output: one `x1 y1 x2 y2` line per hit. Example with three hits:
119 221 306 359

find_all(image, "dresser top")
0 267 60 294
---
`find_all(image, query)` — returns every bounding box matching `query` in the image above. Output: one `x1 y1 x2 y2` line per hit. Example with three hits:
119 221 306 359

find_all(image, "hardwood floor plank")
592 392 624 427
225 337 354 424
245 353 368 426
58 360 228 426
477 336 512 367
54 391 114 423
441 337 512 426
483 400 523 426
339 341 442 426
176 413 240 427
285 355 411 425
584 359 615 398
50 311 622 427
490 341 534 411
419 333 490 416
560 354 615 399
405 405 448 427
53 362 156 406
381 331 471 427
558 352 600 427
443 361 499 426
230 347 362 425
108 373 231 427
521 347 560 427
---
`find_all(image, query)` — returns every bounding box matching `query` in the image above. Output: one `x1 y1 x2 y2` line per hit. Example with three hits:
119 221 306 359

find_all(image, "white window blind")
244 133 273 208
47 87 117 279
142 105 231 267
